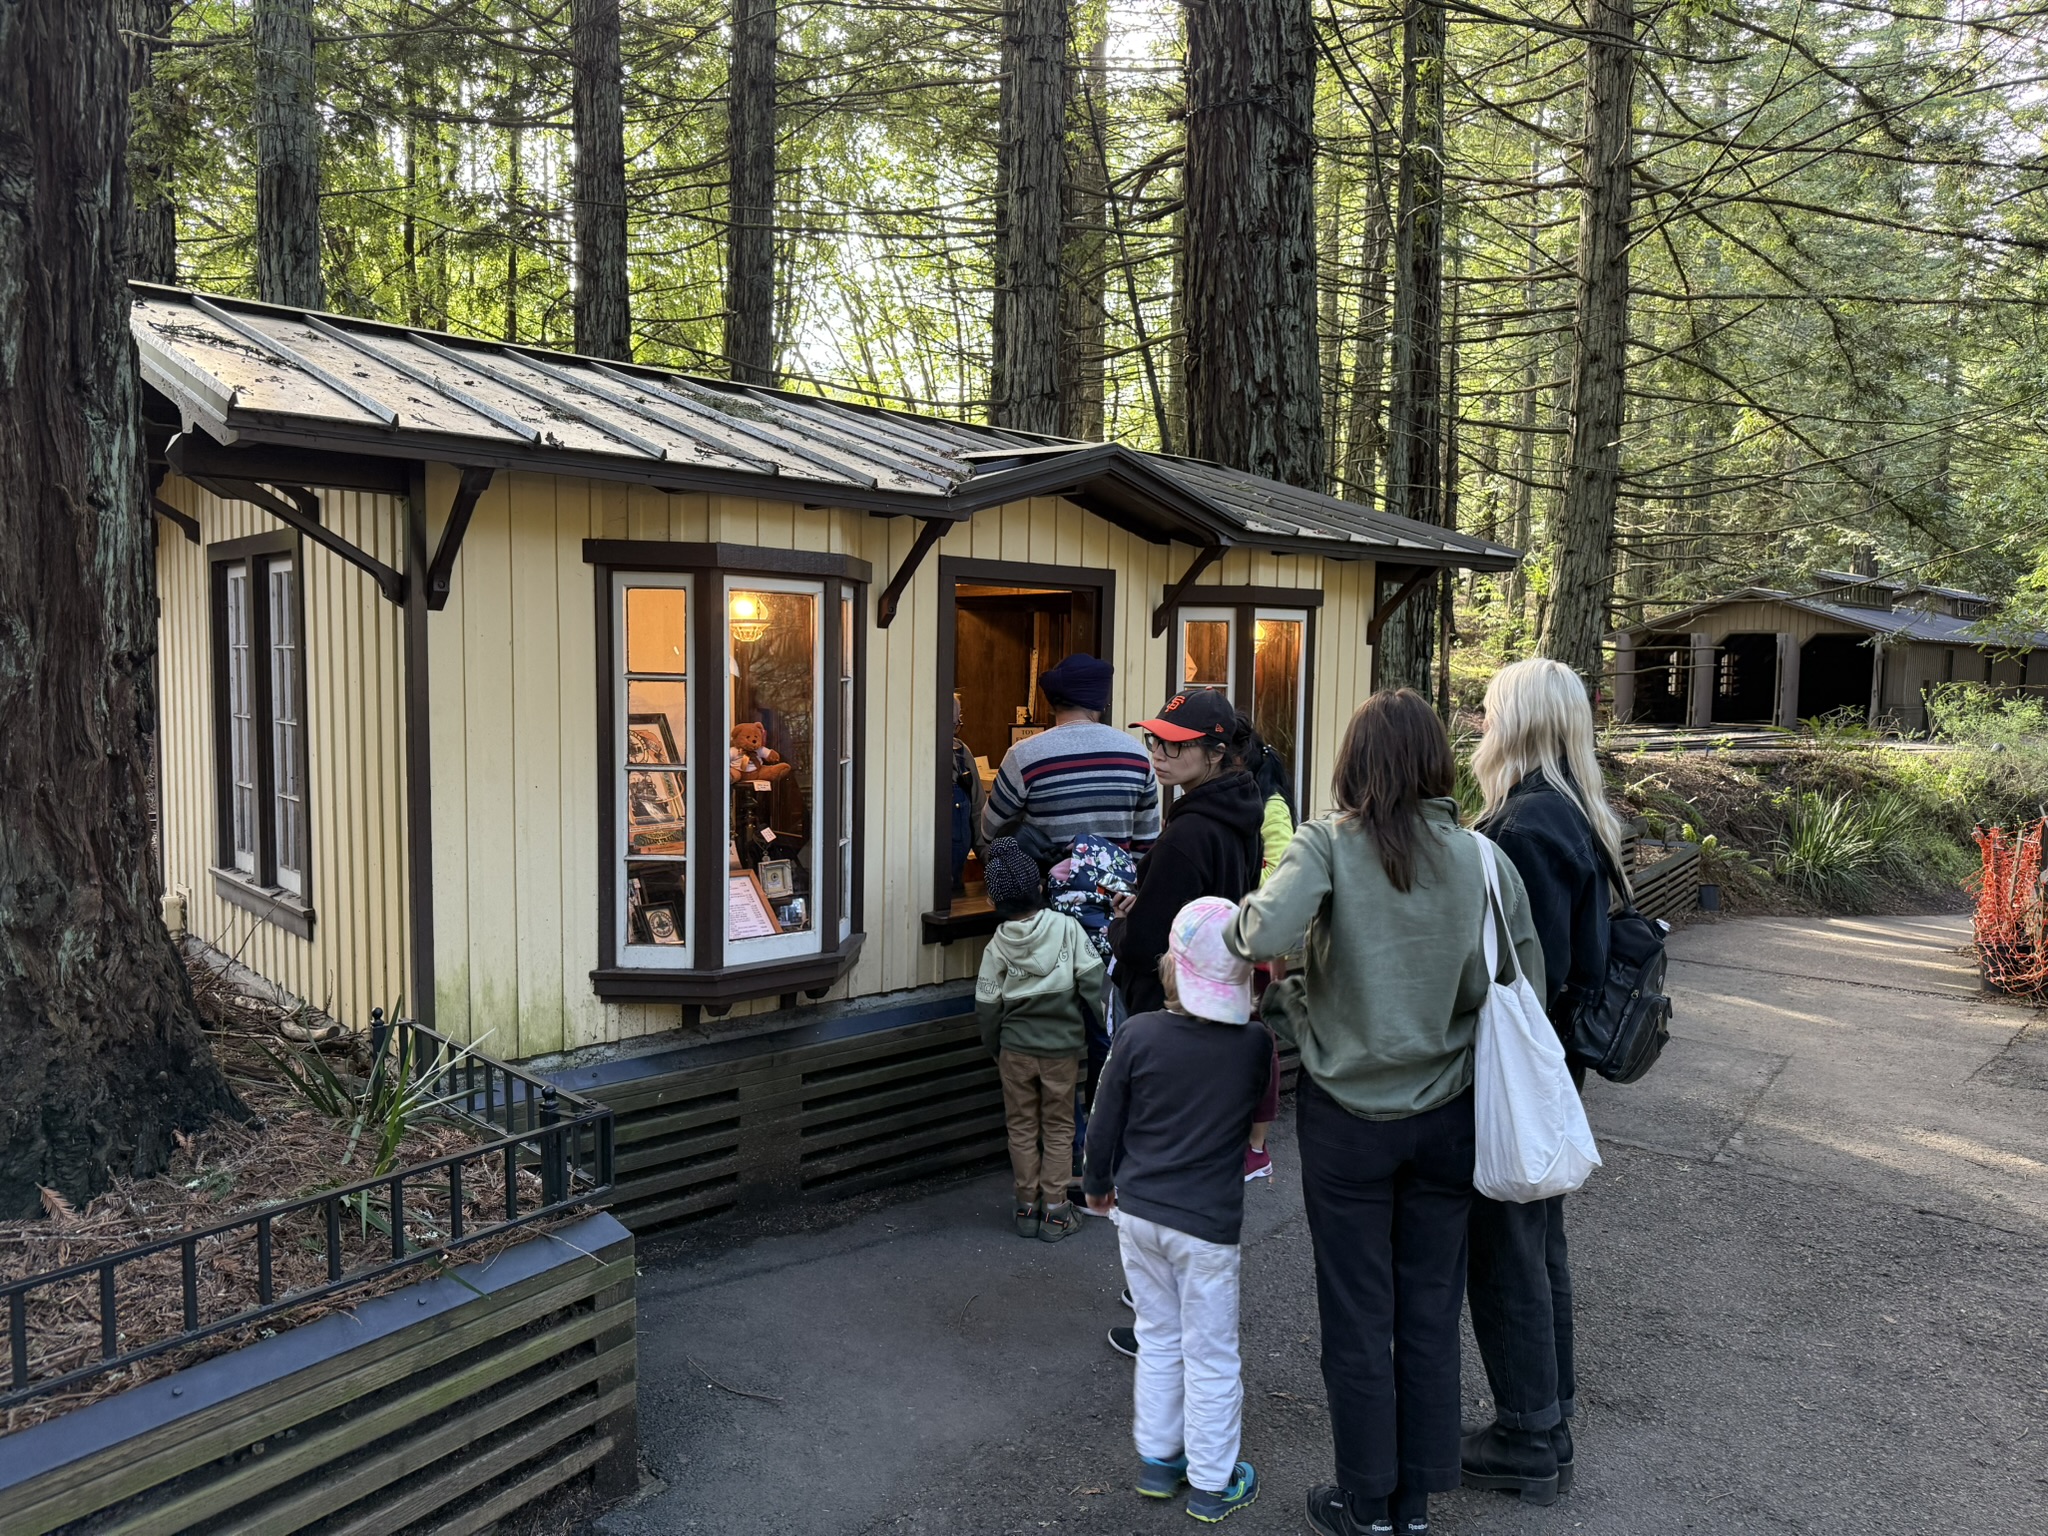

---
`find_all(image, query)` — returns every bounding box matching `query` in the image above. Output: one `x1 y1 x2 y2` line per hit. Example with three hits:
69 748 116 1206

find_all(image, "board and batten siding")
154 475 413 1030
423 465 1377 1058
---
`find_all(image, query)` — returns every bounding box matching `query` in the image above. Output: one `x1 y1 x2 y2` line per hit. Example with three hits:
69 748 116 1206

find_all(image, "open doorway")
1797 634 1873 722
1712 632 1778 723
930 559 1113 933
1631 634 1690 724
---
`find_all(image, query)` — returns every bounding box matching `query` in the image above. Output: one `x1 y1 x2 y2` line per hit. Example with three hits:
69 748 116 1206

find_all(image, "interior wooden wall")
154 475 413 1031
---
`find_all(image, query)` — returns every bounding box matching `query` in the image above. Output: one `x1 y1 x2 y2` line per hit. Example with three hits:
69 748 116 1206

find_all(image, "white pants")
1116 1210 1245 1494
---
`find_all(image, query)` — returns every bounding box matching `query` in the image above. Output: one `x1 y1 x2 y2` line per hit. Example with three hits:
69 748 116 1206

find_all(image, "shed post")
1609 632 1635 722
1687 632 1714 727
1774 631 1800 727
1866 644 1885 728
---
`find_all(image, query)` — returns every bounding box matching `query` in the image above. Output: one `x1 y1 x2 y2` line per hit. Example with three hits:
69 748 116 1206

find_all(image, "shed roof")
132 284 1516 571
1613 587 2047 650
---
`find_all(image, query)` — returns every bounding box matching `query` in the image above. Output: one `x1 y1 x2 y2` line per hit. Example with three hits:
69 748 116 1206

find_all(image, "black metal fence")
2 1013 613 1412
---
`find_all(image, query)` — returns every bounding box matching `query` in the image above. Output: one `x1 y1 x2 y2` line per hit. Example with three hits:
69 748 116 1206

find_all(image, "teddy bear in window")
729 719 794 783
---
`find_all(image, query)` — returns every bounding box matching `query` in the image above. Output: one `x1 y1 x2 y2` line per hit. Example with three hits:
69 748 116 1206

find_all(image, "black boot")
1552 1421 1575 1495
1460 1422 1560 1506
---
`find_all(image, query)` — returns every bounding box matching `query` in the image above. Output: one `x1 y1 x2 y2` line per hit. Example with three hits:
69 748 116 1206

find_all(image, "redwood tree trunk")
123 0 176 284
0 0 238 1219
1542 0 1636 687
1183 0 1321 485
253 0 322 307
1059 14 1108 442
572 0 630 359
1377 0 1446 693
992 0 1067 433
726 0 777 383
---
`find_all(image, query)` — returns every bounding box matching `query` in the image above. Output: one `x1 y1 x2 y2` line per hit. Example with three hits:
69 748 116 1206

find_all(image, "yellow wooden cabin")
138 284 1516 1226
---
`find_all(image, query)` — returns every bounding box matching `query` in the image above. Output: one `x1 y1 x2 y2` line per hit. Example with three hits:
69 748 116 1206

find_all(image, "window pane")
268 560 303 893
1253 616 1304 789
224 565 257 873
730 587 817 943
620 579 690 961
839 593 854 938
1183 618 1232 688
625 586 687 674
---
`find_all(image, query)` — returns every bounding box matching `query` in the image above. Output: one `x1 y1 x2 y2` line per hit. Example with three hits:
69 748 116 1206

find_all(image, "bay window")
588 541 868 1005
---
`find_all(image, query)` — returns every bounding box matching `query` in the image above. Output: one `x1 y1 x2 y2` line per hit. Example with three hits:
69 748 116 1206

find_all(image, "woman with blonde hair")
1460 658 1627 1508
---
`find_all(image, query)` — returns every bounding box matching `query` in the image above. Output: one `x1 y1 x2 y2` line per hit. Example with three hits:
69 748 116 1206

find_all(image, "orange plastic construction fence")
1972 819 2047 999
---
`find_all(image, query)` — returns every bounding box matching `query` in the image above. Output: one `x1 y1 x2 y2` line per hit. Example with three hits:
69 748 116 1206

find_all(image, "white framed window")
1253 608 1309 808
223 563 258 875
615 574 694 969
268 558 305 895
1177 606 1236 693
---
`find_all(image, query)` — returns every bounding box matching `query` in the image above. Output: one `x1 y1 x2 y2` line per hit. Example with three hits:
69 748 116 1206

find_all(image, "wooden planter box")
0 1212 636 1536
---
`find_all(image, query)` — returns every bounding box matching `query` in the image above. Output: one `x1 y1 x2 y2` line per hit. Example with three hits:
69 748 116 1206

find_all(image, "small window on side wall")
210 534 312 936
1170 592 1316 813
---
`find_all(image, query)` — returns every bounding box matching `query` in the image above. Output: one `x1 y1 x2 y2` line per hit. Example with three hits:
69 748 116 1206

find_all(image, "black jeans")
1297 1077 1475 1500
1467 1192 1577 1430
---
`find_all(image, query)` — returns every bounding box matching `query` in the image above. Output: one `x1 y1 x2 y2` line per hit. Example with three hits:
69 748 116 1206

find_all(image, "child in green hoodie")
976 837 1106 1242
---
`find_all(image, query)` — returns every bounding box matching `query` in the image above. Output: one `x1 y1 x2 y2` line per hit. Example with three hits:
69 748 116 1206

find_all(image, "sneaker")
1014 1201 1040 1238
1106 1324 1138 1358
1186 1461 1258 1522
1243 1146 1273 1181
1119 1286 1134 1311
1305 1485 1388 1536
1136 1453 1189 1499
1038 1202 1083 1242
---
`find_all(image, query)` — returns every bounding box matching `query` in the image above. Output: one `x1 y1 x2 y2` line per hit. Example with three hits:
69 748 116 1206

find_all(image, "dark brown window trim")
590 546 870 1002
590 933 864 1004
208 530 313 912
582 539 872 584
930 557 1118 929
211 866 316 942
1177 584 1324 610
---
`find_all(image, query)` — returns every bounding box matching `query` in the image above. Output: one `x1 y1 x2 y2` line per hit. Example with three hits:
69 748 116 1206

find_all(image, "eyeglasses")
1142 731 1187 759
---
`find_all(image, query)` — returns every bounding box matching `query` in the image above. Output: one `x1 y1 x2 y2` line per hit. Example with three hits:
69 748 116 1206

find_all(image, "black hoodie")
1114 769 1266 1015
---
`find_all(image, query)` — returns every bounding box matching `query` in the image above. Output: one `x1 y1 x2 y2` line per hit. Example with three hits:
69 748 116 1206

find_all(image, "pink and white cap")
1168 896 1254 1024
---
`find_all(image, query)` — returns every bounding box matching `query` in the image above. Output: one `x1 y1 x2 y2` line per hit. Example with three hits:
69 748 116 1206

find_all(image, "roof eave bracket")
193 475 407 605
876 517 952 629
424 466 498 612
1151 543 1227 636
1367 565 1434 647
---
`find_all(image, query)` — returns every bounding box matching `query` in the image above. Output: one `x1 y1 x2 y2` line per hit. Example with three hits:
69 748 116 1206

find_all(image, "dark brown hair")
1330 688 1456 892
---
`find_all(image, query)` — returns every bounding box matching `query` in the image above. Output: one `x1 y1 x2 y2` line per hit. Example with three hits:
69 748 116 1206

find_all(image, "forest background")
124 0 2048 700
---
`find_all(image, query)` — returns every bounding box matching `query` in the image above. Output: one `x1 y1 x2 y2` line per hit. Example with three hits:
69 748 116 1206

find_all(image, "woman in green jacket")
1227 689 1544 1536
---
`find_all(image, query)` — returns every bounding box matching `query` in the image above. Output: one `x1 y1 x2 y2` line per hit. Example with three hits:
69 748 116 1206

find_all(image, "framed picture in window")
626 712 681 765
641 903 684 946
758 858 795 899
627 769 688 855
728 870 783 940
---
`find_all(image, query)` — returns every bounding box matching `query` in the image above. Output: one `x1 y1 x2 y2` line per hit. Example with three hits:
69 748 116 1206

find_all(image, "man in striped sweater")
982 654 1162 861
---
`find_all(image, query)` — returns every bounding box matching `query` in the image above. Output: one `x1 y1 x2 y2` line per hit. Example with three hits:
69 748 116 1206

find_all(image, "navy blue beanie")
1039 653 1113 714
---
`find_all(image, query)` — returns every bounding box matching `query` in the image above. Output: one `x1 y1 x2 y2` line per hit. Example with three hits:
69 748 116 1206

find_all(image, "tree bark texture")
0 0 239 1218
253 0 322 307
572 0 630 359
1339 196 1390 505
726 0 777 384
1058 13 1108 441
1377 0 1446 693
992 0 1067 433
1542 0 1636 687
122 0 176 284
1182 0 1322 486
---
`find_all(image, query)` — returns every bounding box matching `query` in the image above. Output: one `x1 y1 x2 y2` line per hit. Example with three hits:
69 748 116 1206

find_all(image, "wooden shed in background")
136 284 1516 1227
1608 573 2048 734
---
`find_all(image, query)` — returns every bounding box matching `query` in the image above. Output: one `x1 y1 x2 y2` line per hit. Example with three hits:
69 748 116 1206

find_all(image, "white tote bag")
1470 836 1602 1203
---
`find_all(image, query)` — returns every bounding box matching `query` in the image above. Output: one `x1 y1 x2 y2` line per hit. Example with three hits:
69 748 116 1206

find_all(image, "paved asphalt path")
597 915 2048 1535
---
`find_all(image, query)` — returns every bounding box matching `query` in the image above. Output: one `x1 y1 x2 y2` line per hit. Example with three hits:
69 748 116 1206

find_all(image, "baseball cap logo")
1167 694 1187 711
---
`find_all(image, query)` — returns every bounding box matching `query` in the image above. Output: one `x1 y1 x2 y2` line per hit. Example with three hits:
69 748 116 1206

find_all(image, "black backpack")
1568 837 1673 1084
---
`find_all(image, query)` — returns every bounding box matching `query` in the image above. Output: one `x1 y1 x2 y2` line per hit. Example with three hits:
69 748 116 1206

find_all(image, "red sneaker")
1244 1146 1273 1182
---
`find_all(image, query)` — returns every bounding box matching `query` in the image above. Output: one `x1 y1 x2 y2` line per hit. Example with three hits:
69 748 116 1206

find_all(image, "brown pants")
998 1049 1080 1208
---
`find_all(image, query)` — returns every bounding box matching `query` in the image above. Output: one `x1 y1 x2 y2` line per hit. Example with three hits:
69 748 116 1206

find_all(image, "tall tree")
123 0 177 284
1059 9 1109 441
1182 0 1322 485
252 0 322 307
991 0 1068 433
1542 0 1636 686
572 0 630 359
726 0 777 383
1 0 238 1217
1376 0 1446 692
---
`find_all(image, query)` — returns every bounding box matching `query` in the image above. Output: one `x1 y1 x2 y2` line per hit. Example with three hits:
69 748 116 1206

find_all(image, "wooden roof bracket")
192 474 407 605
1367 565 1432 646
1151 542 1225 636
152 496 201 544
424 466 498 611
876 516 952 629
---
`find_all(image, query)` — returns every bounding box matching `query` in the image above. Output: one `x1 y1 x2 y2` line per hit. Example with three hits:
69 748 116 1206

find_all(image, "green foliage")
1923 683 2048 748
263 1017 473 1182
1772 791 1879 905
